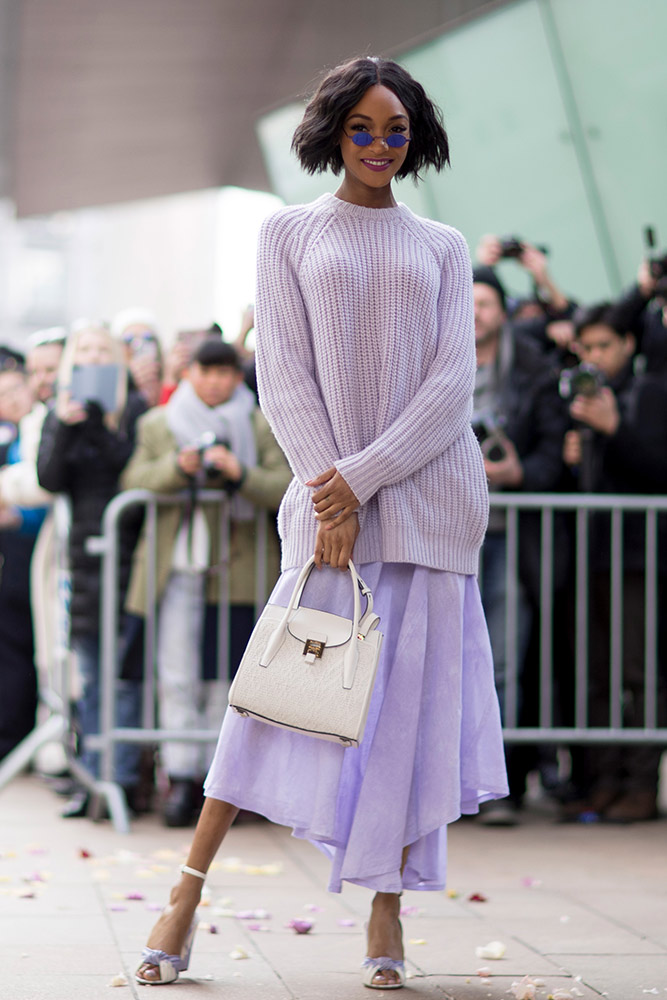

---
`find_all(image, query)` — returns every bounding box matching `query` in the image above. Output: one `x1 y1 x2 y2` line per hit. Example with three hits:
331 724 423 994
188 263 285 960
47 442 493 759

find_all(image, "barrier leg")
0 713 67 790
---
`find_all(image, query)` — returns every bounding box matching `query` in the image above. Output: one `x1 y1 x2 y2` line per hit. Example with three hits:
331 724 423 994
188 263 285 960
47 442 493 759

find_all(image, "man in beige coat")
121 339 291 826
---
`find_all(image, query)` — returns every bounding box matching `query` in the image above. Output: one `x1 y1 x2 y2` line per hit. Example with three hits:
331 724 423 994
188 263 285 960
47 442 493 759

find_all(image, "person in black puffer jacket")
37 322 147 816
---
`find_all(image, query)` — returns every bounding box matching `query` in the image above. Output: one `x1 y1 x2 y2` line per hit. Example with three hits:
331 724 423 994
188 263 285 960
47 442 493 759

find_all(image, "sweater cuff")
335 450 386 506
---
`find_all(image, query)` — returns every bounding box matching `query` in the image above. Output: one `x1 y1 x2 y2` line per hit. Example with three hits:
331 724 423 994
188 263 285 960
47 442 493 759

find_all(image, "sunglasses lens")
351 132 373 146
386 134 408 148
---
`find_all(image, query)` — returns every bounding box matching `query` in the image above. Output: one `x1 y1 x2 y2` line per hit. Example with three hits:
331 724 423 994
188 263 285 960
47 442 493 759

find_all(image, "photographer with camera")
477 233 574 326
611 233 667 375
121 339 291 826
561 303 667 822
472 266 569 824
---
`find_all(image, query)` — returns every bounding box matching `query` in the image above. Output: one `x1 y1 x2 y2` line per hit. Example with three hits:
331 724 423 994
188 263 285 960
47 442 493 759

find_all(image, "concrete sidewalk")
1 773 666 1000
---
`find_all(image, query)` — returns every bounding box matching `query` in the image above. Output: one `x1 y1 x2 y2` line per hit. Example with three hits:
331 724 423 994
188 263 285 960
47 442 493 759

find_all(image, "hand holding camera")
177 445 202 477
568 386 620 436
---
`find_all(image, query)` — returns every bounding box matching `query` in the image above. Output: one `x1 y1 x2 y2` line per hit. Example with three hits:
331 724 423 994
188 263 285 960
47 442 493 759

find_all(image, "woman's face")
339 84 410 193
73 329 114 366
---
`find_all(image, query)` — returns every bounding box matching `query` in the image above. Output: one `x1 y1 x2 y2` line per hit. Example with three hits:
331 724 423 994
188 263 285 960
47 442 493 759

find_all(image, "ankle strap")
180 864 206 881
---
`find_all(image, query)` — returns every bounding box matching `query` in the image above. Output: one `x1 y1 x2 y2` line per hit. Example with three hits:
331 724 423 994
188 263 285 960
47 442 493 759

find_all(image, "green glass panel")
549 0 667 286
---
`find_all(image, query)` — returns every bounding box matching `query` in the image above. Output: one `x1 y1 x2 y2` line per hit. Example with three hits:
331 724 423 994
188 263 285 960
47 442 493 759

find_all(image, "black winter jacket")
584 363 667 573
37 393 146 638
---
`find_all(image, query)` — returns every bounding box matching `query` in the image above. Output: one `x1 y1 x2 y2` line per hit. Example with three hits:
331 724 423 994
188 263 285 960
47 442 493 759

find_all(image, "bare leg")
364 845 409 987
136 798 239 983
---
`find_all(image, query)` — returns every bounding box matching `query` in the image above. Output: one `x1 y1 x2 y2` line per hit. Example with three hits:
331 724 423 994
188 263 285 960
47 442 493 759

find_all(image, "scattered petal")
642 991 660 996
213 907 236 918
510 975 537 999
109 905 127 912
108 973 128 987
247 923 269 932
445 888 460 898
23 871 48 883
125 891 145 901
468 892 488 902
408 938 427 945
17 890 36 899
304 903 324 912
229 946 249 960
78 848 93 859
520 876 542 888
475 940 506 960
559 915 571 923
146 902 163 912
400 905 420 916
27 846 47 855
476 967 491 977
337 918 357 927
287 919 313 934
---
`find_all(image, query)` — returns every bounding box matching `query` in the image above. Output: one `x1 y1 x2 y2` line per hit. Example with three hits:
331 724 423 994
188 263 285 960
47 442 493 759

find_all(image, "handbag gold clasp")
303 638 325 658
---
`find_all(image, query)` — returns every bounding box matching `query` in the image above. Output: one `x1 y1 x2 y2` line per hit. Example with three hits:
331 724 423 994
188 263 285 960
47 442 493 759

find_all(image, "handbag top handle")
259 557 378 689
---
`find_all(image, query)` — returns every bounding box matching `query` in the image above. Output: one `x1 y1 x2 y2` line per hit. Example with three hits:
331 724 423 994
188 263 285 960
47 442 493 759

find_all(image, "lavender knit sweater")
255 192 489 575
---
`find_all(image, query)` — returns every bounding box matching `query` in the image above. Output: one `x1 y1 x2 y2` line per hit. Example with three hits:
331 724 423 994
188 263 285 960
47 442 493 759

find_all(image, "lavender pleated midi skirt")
204 562 508 894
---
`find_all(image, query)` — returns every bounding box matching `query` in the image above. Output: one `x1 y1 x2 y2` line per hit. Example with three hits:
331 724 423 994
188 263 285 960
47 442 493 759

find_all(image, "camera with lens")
498 235 549 260
558 362 605 400
193 430 231 475
472 415 508 463
643 226 667 295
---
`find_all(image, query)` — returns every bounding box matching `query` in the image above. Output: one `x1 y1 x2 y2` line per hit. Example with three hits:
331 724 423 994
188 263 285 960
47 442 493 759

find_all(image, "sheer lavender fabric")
204 562 508 893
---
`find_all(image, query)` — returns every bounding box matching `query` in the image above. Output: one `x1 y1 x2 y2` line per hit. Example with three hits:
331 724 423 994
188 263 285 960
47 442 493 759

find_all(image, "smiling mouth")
361 158 392 171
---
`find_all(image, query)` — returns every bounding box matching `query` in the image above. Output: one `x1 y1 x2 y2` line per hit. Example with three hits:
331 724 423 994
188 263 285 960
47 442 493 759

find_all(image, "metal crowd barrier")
2 490 666 830
81 488 270 832
488 492 667 746
0 495 72 791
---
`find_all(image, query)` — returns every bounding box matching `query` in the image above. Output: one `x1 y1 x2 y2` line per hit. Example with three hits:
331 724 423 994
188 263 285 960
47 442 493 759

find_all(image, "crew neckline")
320 191 408 219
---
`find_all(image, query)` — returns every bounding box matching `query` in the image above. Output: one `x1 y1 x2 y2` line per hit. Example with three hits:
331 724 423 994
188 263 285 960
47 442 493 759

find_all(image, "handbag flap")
287 606 352 647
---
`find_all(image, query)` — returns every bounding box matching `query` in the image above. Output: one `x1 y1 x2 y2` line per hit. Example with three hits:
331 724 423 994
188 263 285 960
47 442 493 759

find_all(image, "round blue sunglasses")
345 131 411 149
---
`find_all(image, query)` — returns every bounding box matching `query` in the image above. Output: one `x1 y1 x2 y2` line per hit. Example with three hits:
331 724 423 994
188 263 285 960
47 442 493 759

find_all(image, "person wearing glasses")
136 56 507 990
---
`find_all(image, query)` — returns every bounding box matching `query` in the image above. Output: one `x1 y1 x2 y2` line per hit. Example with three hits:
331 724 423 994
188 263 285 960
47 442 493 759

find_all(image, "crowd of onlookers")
0 232 665 829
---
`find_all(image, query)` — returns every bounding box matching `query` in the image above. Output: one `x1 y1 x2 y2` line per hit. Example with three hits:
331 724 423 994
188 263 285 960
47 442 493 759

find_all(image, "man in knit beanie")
472 265 568 825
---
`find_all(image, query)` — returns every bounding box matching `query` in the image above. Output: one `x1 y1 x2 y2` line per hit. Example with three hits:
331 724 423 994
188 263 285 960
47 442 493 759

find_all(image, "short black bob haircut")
192 338 241 370
573 302 627 339
292 56 450 181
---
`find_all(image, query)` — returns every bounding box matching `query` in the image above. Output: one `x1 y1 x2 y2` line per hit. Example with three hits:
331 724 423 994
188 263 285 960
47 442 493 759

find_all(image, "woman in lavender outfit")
137 56 507 989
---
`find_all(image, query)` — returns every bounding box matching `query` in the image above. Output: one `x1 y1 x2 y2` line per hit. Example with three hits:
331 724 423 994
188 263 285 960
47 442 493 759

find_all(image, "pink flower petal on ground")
304 903 324 912
78 848 93 859
125 891 145 901
146 902 163 911
468 892 488 902
520 876 542 888
287 919 313 934
247 922 269 932
510 975 537 999
337 918 356 927
109 905 128 912
400 905 420 916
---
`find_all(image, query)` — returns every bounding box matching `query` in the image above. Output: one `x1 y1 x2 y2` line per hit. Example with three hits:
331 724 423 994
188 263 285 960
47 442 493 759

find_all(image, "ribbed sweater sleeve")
255 208 340 483
334 229 474 504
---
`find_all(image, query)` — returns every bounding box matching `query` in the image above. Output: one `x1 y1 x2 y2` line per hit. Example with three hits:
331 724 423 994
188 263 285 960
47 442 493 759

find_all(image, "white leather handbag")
228 557 383 746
